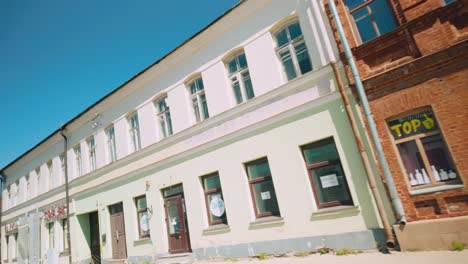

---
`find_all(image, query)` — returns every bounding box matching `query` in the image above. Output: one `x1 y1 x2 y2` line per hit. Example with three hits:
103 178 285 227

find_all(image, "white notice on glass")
320 174 339 188
261 191 271 200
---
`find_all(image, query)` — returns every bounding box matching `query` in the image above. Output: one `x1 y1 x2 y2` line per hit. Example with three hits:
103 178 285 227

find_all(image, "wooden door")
109 203 127 259
164 195 191 253
89 212 101 264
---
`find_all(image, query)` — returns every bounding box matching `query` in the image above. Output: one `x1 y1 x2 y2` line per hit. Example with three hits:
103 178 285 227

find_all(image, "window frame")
201 173 228 226
128 112 142 153
73 145 82 178
273 20 313 81
48 221 55 249
387 108 461 191
226 51 255 105
187 76 209 123
135 195 150 239
244 157 281 218
105 125 117 163
155 96 173 138
62 219 69 251
59 154 65 185
87 136 97 172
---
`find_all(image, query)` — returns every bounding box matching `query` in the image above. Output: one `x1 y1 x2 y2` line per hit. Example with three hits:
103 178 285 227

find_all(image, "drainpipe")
327 0 406 225
0 170 4 261
332 62 395 247
59 128 73 264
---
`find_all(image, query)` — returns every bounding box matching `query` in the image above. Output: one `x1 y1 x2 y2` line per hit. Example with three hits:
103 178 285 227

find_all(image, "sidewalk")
194 250 468 264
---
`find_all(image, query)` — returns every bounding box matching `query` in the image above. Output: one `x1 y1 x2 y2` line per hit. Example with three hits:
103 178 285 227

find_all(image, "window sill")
202 224 231 236
249 216 284 230
311 205 360 220
60 250 70 256
409 184 464 196
133 237 151 245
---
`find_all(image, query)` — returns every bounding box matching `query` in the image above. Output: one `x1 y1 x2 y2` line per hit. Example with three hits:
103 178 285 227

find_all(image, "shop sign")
388 110 438 140
5 221 18 234
43 204 67 221
210 196 225 217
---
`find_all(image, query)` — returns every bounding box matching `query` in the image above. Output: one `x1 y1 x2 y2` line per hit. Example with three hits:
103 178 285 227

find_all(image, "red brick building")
326 0 468 249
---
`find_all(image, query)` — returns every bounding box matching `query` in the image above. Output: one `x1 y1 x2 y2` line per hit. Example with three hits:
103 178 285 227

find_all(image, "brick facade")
326 0 468 223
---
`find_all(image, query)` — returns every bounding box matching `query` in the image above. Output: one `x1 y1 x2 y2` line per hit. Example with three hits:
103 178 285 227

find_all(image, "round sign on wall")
140 213 149 232
209 196 225 217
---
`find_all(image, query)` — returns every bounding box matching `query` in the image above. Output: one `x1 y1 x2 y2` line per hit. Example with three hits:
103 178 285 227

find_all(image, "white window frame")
128 112 141 153
87 136 97 172
226 51 255 104
74 145 82 178
35 167 41 195
188 77 209 123
48 221 55 249
59 154 65 185
274 20 312 81
46 160 52 191
106 126 117 163
155 96 173 138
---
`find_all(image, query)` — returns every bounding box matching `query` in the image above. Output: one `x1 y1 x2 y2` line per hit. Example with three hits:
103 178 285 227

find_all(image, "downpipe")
59 128 73 264
327 0 406 225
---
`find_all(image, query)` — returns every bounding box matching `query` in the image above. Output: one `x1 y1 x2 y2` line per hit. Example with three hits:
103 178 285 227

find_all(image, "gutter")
327 0 406 225
59 128 72 264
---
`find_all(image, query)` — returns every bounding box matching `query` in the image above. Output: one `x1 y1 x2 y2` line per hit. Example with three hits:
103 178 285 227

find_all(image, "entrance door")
164 193 191 253
109 203 127 259
89 212 101 264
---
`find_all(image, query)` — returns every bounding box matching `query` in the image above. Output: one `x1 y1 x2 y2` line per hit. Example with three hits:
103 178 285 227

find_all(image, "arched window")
225 51 255 104
187 76 209 123
155 95 173 138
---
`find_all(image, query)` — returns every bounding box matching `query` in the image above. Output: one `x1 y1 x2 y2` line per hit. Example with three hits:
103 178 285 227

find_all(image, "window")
59 154 65 184
47 160 53 190
74 145 82 177
5 234 9 260
128 113 141 152
301 138 353 208
274 20 312 81
48 222 55 249
227 52 255 104
444 0 457 5
62 219 69 250
35 167 41 195
245 158 280 218
201 173 227 225
344 0 398 43
106 126 117 163
13 233 18 260
388 109 459 190
155 96 173 138
87 136 97 172
135 196 150 238
188 77 209 123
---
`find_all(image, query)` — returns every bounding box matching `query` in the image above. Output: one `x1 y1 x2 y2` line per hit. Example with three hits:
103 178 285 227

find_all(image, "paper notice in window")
320 174 339 188
261 191 271 200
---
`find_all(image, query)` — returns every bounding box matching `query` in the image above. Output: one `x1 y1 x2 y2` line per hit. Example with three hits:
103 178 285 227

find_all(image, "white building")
1 1 393 263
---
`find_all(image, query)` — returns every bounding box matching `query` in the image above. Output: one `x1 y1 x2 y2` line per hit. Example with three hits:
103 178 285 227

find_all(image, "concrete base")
394 215 468 251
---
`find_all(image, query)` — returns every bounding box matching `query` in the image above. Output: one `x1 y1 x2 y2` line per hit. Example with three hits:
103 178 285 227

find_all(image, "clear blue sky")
0 0 239 169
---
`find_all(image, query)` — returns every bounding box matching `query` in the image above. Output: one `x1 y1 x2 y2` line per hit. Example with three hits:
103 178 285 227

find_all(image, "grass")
335 248 363 256
451 241 466 251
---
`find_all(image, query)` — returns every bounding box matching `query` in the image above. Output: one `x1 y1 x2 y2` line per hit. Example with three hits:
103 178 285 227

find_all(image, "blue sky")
0 0 239 169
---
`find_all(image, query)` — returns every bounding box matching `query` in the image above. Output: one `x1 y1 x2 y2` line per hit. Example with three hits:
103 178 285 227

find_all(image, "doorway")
163 184 191 253
109 202 127 259
89 212 101 264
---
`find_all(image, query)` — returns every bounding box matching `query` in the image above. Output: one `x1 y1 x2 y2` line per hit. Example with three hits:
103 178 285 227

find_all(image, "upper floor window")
128 112 141 153
73 145 82 178
106 126 117 163
87 136 96 172
35 167 41 195
188 77 209 123
344 0 398 43
274 20 312 81
46 160 53 190
388 109 460 191
59 154 65 184
155 96 173 138
227 52 255 104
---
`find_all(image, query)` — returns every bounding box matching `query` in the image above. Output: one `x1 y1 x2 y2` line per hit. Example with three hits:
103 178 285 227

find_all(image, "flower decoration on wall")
42 204 67 221
5 221 18 234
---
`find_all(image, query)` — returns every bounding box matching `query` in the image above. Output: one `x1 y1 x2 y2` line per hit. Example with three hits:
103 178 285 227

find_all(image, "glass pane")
228 59 237 74
201 93 209 119
288 22 303 40
163 185 183 197
275 28 289 47
302 138 339 165
421 134 457 182
136 197 147 210
196 78 204 91
252 180 280 215
204 175 221 191
311 164 352 205
139 211 150 236
282 57 297 80
295 42 312 74
190 82 197 94
397 141 430 186
160 118 167 138
192 98 201 122
166 200 181 234
371 0 397 36
166 112 173 136
233 81 243 104
353 9 377 43
208 192 227 222
246 158 271 180
242 71 255 100
344 0 366 10
238 53 247 69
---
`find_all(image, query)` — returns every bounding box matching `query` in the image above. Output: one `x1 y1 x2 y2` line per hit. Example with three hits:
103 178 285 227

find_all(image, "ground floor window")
201 173 228 225
135 195 150 238
48 222 55 249
301 137 353 208
62 219 69 251
245 157 280 218
388 108 459 190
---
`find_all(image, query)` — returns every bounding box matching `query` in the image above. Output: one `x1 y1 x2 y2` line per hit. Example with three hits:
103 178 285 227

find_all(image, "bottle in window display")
440 169 448 180
431 165 441 182
409 172 418 186
448 170 457 179
415 169 424 185
422 169 430 184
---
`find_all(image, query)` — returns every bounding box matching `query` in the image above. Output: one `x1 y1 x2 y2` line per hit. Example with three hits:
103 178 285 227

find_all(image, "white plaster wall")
95 130 107 169
201 62 232 116
137 103 157 148
168 84 192 133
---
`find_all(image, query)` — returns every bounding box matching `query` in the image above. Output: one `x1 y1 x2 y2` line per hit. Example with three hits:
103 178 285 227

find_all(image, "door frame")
108 202 128 260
